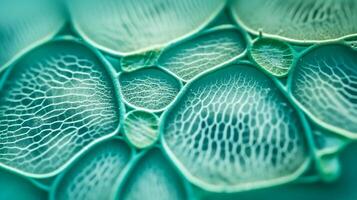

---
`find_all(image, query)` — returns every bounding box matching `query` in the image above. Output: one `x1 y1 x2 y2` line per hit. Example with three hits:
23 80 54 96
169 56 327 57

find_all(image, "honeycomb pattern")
119 149 187 200
289 44 357 138
54 140 131 200
0 40 121 176
119 67 181 112
0 0 356 199
161 64 309 191
158 26 247 81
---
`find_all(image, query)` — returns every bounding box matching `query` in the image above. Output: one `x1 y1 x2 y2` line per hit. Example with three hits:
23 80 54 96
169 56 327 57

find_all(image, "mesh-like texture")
162 64 309 191
0 40 121 176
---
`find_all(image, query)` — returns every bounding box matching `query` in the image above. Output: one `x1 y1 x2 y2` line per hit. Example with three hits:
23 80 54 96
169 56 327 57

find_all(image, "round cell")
288 44 357 139
230 0 357 43
250 38 294 77
161 63 310 192
0 39 123 177
67 0 226 56
53 140 131 200
119 67 181 112
158 25 247 81
118 149 187 200
124 110 159 149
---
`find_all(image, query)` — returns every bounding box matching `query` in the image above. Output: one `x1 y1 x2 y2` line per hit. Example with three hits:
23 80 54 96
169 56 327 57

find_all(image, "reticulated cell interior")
250 38 294 77
161 64 309 191
119 67 181 112
230 0 357 42
0 40 121 176
158 26 247 81
119 149 187 200
289 44 357 137
124 110 159 149
54 139 131 200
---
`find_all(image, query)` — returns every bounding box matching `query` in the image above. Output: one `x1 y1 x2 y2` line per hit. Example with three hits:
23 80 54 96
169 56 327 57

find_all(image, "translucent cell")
120 50 161 72
0 0 65 71
67 0 226 56
288 44 357 139
53 140 131 200
0 169 47 200
158 25 247 81
124 110 159 149
0 39 122 177
161 64 309 192
250 38 294 77
230 0 357 43
119 149 187 200
119 67 181 112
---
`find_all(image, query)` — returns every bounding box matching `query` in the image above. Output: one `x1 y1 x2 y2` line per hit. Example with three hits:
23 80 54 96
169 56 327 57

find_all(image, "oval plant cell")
158 26 247 81
0 39 123 177
119 67 181 112
0 0 65 71
161 64 310 192
118 149 187 200
67 0 226 56
124 110 159 149
230 0 357 43
53 139 131 200
288 44 357 139
250 38 294 77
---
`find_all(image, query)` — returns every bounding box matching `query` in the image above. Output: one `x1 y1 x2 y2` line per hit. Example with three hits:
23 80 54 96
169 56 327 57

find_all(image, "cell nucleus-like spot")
288 44 357 139
119 67 181 112
53 140 131 200
161 64 309 192
158 25 247 81
124 110 159 149
118 149 187 200
0 0 65 71
67 0 226 56
345 36 357 51
230 0 357 43
250 38 294 77
0 39 122 177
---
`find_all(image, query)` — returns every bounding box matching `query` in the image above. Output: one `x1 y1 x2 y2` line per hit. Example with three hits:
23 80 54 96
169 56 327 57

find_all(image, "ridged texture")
0 0 65 70
54 140 131 200
250 38 294 77
230 0 357 42
289 44 357 138
0 40 121 176
68 0 226 55
120 149 187 200
161 64 308 191
158 27 246 81
124 110 159 149
119 67 181 112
